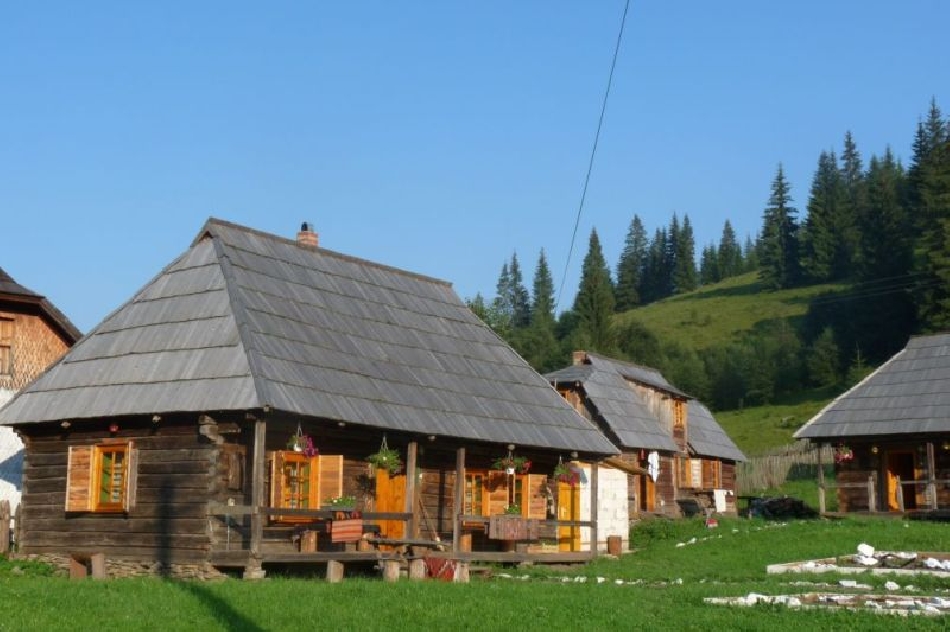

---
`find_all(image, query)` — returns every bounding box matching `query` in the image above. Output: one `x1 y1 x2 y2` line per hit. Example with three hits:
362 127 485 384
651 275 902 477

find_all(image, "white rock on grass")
884 581 900 591
856 543 875 557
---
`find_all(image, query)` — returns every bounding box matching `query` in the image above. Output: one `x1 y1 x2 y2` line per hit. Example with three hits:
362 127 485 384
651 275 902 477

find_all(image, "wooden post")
868 475 877 513
408 558 426 580
926 442 937 510
90 552 106 579
405 441 418 539
590 460 599 557
452 447 465 553
13 503 20 552
0 500 9 554
895 475 903 513
326 559 344 583
382 559 400 582
817 444 826 515
244 417 267 580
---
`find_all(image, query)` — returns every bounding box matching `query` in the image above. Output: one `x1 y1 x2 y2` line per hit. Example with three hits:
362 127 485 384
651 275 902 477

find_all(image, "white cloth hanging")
713 489 728 513
647 451 660 482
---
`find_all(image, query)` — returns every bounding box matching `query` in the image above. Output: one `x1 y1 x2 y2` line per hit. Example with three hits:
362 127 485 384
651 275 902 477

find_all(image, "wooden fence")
737 441 834 492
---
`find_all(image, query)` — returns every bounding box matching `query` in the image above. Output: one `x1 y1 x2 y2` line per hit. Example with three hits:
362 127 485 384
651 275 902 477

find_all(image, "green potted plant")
366 446 403 475
323 495 357 511
503 503 522 515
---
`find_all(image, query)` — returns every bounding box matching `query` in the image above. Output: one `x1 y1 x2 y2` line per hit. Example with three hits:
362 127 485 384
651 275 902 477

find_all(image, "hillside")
613 271 848 351
612 273 856 455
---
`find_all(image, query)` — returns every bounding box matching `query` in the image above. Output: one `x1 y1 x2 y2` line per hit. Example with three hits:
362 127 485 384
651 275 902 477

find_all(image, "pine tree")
700 243 720 284
673 214 697 293
717 220 742 279
909 99 950 331
573 229 616 353
512 249 561 372
743 234 758 272
759 164 801 289
492 261 513 333
837 131 864 278
801 151 844 282
859 148 909 281
508 252 531 329
615 215 647 311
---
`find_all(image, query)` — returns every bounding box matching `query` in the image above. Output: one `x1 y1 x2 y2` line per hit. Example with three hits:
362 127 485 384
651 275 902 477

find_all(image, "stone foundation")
13 553 229 581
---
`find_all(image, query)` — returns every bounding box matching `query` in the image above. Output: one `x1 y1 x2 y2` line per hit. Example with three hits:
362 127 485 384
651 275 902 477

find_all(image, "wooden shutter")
123 442 138 512
317 455 343 506
487 471 509 515
525 474 546 518
65 446 94 512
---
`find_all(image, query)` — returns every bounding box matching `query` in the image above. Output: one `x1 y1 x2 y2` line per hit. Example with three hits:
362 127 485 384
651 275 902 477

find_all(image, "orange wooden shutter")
65 446 94 512
487 471 509 514
525 474 546 518
317 455 343 506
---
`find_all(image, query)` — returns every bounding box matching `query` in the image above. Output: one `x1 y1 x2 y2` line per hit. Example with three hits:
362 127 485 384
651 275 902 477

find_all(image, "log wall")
18 419 217 564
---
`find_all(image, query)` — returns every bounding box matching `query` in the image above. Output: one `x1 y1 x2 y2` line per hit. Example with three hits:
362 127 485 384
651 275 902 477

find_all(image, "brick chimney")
572 350 588 366
296 221 319 248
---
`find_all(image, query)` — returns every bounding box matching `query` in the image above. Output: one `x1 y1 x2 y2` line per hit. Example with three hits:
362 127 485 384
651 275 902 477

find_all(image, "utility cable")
555 0 631 313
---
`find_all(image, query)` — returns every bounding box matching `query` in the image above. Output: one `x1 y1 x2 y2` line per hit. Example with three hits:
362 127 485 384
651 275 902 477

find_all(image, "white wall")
578 464 629 553
0 389 22 512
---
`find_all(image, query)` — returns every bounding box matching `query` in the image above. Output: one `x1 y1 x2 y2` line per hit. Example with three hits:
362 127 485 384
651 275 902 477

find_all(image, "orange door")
374 468 406 538
639 474 655 512
886 451 917 511
557 481 580 551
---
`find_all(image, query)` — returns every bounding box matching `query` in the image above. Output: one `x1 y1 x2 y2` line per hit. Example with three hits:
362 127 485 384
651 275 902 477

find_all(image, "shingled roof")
546 353 744 461
546 354 678 452
795 333 950 440
0 267 81 343
687 400 745 462
0 219 616 455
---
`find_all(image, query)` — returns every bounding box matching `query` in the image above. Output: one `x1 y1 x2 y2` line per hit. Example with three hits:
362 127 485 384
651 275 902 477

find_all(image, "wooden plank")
817 442 826 515
452 447 464 552
22 532 210 548
25 518 207 534
927 442 937 510
405 441 418 539
0 500 9 554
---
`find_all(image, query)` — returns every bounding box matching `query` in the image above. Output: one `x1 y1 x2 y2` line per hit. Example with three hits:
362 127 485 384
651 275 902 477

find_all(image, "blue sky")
2 1 947 333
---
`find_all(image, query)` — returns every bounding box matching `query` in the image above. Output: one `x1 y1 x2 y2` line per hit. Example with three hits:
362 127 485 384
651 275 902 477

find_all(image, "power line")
555 0 631 313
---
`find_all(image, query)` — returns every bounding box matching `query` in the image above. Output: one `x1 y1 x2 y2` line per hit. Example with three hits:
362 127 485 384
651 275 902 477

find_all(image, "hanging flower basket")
834 444 854 464
367 436 403 475
553 459 580 486
493 455 531 475
287 424 317 456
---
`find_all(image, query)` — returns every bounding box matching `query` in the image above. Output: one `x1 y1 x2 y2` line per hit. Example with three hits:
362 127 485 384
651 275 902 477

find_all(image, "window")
678 457 722 490
463 470 545 518
0 316 13 376
66 442 138 513
269 452 342 522
673 400 686 428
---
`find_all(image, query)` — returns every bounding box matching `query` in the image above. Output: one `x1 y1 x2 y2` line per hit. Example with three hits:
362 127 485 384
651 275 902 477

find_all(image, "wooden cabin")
546 352 745 520
0 219 618 579
0 267 81 514
795 334 950 515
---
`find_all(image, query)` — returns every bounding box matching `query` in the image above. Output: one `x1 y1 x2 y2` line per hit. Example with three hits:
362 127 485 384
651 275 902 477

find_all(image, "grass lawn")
2 518 949 630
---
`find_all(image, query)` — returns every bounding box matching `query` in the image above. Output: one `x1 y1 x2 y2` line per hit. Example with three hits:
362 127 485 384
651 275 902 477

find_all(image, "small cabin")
0 220 619 579
795 334 950 515
546 352 745 519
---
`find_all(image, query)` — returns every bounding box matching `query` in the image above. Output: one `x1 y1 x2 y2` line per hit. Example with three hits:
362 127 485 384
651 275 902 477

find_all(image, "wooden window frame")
269 451 343 523
66 441 138 513
464 469 546 519
0 315 13 376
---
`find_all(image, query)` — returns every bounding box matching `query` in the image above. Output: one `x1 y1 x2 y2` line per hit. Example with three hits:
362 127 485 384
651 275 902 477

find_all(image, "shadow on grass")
157 475 264 632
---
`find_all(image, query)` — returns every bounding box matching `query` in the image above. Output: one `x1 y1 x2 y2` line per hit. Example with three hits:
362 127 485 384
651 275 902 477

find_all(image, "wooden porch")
217 422 607 580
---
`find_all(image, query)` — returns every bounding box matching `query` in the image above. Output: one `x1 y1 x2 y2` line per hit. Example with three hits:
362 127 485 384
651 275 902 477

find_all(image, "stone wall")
578 464 629 553
13 552 229 581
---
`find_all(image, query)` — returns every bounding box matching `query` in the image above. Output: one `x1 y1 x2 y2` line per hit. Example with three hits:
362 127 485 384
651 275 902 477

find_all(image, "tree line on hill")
468 100 950 411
